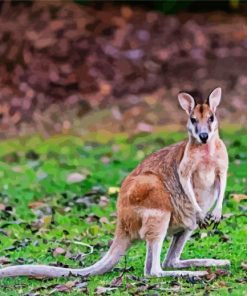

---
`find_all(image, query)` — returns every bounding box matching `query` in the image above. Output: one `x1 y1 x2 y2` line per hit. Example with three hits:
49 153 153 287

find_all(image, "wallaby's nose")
199 133 208 143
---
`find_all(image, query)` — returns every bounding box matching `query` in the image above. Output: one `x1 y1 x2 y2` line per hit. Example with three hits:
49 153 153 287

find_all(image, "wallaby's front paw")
211 208 222 222
196 211 206 229
210 208 222 228
199 209 222 229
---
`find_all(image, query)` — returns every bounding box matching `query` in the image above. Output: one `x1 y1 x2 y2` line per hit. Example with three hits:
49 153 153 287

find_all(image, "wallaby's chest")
192 151 219 211
193 161 216 188
192 145 219 188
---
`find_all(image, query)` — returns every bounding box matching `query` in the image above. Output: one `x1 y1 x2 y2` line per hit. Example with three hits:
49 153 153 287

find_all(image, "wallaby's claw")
198 219 208 229
213 221 220 229
196 211 206 229
197 212 222 229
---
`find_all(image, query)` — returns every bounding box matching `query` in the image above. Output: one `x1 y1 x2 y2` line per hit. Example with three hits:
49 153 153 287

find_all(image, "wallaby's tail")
0 236 130 278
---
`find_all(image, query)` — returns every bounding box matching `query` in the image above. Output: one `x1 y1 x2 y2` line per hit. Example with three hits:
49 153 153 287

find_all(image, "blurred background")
0 0 246 138
0 2 246 294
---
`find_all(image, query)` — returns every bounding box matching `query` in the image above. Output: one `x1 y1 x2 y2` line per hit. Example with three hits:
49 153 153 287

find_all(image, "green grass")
0 128 246 295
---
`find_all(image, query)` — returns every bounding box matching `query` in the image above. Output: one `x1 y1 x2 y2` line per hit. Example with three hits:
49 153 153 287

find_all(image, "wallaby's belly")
193 168 217 213
195 187 216 213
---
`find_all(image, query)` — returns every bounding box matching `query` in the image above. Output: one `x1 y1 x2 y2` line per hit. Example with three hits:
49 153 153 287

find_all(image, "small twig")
63 240 94 258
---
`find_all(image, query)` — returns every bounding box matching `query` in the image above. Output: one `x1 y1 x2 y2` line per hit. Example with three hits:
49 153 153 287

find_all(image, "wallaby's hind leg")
163 230 230 269
142 212 207 278
162 230 192 268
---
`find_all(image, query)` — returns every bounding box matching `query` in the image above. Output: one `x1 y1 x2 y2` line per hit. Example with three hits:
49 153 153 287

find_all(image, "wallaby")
0 87 230 278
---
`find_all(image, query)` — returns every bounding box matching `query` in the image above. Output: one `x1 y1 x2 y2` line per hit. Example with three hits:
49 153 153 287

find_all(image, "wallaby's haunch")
0 87 230 278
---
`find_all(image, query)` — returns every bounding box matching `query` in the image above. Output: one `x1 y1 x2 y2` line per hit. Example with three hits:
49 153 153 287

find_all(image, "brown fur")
116 132 227 241
193 103 213 120
117 141 193 235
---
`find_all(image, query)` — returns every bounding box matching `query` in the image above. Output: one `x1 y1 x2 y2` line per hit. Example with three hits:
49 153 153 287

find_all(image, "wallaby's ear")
209 87 221 112
178 92 195 115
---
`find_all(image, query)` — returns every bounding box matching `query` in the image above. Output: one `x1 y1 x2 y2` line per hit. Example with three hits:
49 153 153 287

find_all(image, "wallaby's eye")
190 117 197 124
208 115 214 123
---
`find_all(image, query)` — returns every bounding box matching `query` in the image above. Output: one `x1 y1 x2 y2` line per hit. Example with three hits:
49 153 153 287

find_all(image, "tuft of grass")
0 128 246 295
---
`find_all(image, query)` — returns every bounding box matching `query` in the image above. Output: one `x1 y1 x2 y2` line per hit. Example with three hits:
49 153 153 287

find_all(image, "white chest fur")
178 137 227 218
192 149 219 213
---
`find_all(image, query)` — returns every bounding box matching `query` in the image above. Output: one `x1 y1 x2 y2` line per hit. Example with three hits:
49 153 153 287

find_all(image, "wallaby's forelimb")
0 236 130 278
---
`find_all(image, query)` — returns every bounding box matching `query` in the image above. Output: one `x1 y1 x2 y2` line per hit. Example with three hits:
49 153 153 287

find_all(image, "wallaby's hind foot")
148 269 208 278
165 259 230 269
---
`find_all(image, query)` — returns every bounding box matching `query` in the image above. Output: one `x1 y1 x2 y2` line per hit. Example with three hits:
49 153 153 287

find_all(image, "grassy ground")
0 127 246 295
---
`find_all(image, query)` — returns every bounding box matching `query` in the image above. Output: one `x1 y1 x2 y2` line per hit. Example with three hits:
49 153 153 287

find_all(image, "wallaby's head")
178 87 221 144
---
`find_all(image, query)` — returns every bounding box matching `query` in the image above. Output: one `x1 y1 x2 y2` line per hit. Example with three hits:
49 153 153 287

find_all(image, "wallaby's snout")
199 132 208 144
